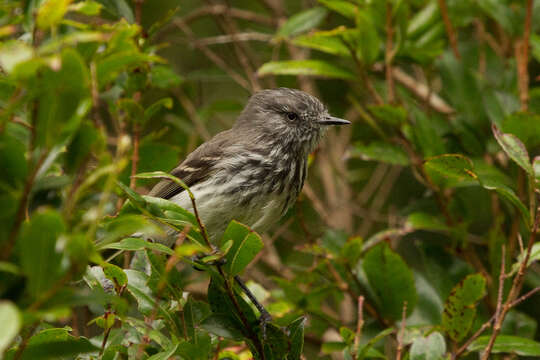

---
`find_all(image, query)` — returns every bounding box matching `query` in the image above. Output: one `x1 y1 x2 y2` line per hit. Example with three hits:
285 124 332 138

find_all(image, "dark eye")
287 112 298 120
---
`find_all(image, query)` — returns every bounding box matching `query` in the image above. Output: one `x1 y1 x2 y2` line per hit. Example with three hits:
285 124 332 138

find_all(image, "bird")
149 87 350 245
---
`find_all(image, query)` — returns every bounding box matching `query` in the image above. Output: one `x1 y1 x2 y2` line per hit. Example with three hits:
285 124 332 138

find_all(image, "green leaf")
207 278 256 336
277 7 328 38
368 104 407 127
406 212 449 232
442 273 486 342
318 0 357 18
0 133 28 188
68 0 102 15
220 221 263 276
147 343 179 360
184 296 211 339
492 124 533 176
510 242 540 275
144 98 173 123
0 41 34 74
150 65 183 89
477 172 530 226
293 31 350 56
258 60 355 79
424 154 476 182
353 142 409 165
104 237 174 255
200 314 244 340
287 317 306 360
102 263 127 288
36 48 91 148
97 214 164 247
468 335 540 356
37 0 72 29
501 113 540 148
14 327 99 359
363 243 417 321
352 10 381 64
19 210 66 298
0 302 21 354
410 332 446 360
97 51 161 88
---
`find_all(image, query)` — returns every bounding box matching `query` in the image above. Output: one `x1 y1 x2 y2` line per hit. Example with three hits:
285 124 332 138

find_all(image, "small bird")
149 87 350 245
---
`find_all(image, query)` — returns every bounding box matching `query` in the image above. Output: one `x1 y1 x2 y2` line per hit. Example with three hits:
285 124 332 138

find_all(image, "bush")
1 0 539 359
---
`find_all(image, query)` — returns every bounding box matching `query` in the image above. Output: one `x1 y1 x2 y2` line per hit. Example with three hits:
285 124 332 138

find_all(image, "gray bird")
149 87 350 244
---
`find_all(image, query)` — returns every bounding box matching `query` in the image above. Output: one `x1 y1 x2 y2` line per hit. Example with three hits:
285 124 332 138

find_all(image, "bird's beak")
318 116 351 126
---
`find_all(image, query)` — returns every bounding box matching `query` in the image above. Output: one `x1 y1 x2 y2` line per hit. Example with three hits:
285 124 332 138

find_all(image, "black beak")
318 116 351 126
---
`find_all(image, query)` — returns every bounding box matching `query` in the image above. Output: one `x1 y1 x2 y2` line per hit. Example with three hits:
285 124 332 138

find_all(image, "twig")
183 5 276 26
481 210 540 360
396 301 407 360
129 123 141 189
372 64 454 114
509 285 540 308
385 1 395 103
352 296 365 360
13 322 39 360
517 0 533 111
172 88 212 141
437 0 460 59
173 18 251 91
195 32 272 46
205 0 262 92
452 314 496 359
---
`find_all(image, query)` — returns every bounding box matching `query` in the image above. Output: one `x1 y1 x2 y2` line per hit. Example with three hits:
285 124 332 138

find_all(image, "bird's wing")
148 131 231 200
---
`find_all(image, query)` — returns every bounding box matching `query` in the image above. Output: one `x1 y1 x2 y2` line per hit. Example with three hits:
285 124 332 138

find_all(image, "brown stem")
385 1 395 103
173 18 251 91
183 5 276 26
518 0 533 111
481 210 540 360
352 296 365 360
13 322 39 360
437 0 460 59
395 301 407 360
129 123 141 189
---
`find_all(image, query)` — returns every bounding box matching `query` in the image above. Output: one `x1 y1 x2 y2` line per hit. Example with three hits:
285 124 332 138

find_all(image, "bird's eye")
287 112 298 120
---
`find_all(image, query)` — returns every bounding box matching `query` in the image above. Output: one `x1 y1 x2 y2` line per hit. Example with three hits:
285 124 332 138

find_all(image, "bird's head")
235 87 350 152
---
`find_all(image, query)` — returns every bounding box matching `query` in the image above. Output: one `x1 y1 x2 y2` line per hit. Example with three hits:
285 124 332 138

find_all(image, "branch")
395 301 408 360
517 0 533 111
183 5 276 27
481 210 540 360
372 64 455 114
195 32 272 46
437 0 460 59
385 1 396 103
173 18 251 91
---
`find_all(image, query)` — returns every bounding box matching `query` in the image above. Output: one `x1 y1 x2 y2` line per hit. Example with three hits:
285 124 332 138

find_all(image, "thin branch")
195 32 272 46
172 88 212 141
481 210 540 360
437 0 460 59
385 1 396 103
509 285 540 308
372 64 455 114
452 314 495 359
204 0 261 92
352 296 365 360
173 18 251 91
395 301 407 360
183 5 276 26
517 0 533 111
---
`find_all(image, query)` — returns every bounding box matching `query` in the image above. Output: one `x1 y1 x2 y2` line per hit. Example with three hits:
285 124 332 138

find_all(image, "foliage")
1 0 540 359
